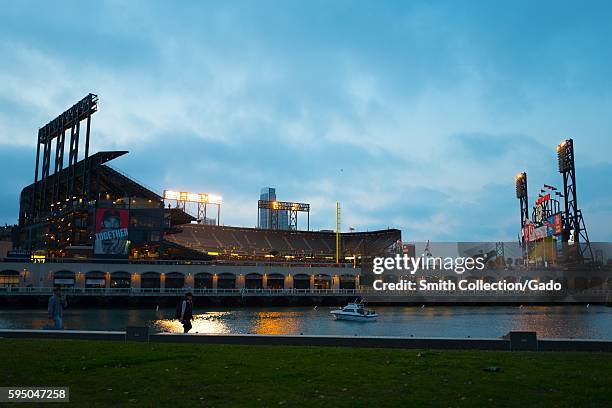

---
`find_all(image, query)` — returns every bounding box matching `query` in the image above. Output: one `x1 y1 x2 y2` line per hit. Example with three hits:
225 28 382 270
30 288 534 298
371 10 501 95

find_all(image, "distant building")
259 187 289 230
0 226 13 261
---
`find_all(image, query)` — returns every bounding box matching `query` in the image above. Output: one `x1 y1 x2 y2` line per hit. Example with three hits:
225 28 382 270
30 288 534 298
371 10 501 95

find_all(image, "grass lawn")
1 339 610 407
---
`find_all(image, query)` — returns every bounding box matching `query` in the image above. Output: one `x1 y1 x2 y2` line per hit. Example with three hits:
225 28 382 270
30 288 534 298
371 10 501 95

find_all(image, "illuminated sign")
523 221 553 242
94 209 130 256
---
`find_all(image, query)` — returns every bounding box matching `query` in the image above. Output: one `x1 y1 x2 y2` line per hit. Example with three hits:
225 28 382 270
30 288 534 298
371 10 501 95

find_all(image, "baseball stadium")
1 94 401 301
1 95 610 305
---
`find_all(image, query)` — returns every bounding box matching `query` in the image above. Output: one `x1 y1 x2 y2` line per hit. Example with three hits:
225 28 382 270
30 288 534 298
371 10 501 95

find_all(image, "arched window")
217 273 236 289
313 274 331 290
165 272 185 289
53 271 75 288
110 272 131 288
141 272 160 289
245 273 263 289
194 273 213 289
266 273 285 289
339 274 356 290
293 274 310 290
85 271 106 288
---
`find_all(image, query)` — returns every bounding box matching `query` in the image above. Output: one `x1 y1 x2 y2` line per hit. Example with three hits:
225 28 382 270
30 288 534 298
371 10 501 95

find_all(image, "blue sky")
1 0 611 241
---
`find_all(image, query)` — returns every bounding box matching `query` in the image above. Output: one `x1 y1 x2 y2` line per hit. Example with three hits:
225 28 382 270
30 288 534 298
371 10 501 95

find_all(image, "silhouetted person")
48 287 67 329
176 292 194 333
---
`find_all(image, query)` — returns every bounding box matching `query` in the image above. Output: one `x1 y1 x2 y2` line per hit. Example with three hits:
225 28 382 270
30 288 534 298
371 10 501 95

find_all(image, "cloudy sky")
1 0 611 241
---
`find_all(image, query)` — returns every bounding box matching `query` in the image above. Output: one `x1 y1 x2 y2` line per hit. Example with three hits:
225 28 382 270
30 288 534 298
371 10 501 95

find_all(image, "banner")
94 209 129 256
553 213 563 235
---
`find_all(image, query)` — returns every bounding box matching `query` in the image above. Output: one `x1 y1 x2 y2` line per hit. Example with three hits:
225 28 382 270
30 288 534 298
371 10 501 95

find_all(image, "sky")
1 0 611 241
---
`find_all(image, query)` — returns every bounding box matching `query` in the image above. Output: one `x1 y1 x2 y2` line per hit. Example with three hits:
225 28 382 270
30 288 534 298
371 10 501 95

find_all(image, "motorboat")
330 303 377 322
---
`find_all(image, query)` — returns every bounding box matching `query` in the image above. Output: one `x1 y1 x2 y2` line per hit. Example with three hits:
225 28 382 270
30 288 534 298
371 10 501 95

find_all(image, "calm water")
1 305 611 339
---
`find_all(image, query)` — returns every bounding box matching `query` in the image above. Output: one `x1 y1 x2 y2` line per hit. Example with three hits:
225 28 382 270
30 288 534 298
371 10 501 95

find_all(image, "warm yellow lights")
557 140 568 151
163 190 222 204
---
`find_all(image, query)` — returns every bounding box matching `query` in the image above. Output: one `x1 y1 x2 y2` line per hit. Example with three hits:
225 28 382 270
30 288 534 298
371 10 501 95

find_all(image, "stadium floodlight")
163 190 222 204
163 190 181 200
557 138 573 173
207 194 222 205
164 189 223 226
515 172 527 199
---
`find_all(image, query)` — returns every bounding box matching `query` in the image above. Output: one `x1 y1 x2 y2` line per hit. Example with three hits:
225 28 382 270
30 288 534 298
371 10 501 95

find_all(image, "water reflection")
0 306 610 339
512 306 598 339
153 312 232 334
250 311 303 335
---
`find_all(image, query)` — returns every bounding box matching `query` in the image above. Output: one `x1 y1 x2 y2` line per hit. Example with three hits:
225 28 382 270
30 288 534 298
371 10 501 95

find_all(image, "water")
1 305 611 339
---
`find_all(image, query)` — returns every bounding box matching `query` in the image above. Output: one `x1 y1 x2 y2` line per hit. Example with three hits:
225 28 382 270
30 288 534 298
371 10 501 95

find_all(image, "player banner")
94 209 129 256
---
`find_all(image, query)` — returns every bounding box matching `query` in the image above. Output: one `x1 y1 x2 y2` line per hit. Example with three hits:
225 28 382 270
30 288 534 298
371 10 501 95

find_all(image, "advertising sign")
532 225 548 241
543 214 563 237
94 209 130 256
522 222 535 242
535 204 543 223
553 213 563 235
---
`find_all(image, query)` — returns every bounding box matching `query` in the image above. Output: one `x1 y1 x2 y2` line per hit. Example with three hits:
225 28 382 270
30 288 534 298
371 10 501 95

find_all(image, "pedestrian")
175 292 194 333
48 286 67 329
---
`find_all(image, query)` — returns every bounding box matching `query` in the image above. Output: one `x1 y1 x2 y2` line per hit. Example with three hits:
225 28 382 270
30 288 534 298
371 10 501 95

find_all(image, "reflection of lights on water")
250 311 303 335
152 312 232 334
512 306 595 339
153 310 306 335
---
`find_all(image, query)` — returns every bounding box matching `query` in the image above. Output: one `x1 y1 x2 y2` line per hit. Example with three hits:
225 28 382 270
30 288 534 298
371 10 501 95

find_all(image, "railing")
1 286 610 298
1 258 357 268
0 287 361 296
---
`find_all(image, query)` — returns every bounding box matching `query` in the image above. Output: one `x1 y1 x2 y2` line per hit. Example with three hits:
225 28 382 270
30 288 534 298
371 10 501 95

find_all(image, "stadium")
1 95 610 305
3 94 400 298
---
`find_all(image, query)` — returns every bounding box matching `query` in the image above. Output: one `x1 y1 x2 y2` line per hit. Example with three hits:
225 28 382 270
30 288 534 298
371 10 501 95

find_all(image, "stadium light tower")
556 138 593 263
257 200 310 231
163 190 222 225
515 172 529 234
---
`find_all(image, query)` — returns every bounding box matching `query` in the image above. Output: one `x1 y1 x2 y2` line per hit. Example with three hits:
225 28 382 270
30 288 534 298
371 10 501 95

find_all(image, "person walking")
176 292 194 333
47 286 67 330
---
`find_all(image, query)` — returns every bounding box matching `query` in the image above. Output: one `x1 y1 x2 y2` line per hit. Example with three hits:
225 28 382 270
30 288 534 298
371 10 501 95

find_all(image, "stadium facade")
2 95 400 295
2 94 609 304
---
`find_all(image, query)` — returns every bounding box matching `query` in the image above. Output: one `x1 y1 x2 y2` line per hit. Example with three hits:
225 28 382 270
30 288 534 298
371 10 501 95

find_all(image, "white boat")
330 303 377 322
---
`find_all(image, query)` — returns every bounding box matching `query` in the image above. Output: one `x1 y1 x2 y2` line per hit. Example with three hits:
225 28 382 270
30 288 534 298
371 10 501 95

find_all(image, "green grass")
1 339 610 407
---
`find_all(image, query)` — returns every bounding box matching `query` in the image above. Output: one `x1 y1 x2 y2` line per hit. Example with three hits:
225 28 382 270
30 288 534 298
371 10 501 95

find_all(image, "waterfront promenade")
1 328 611 352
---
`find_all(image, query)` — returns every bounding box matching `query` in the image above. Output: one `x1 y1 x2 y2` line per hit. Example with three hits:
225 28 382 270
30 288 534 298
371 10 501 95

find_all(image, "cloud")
0 1 611 242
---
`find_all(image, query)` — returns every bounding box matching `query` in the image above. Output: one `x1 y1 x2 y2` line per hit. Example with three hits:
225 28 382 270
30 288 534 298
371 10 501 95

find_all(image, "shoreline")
1 329 612 352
